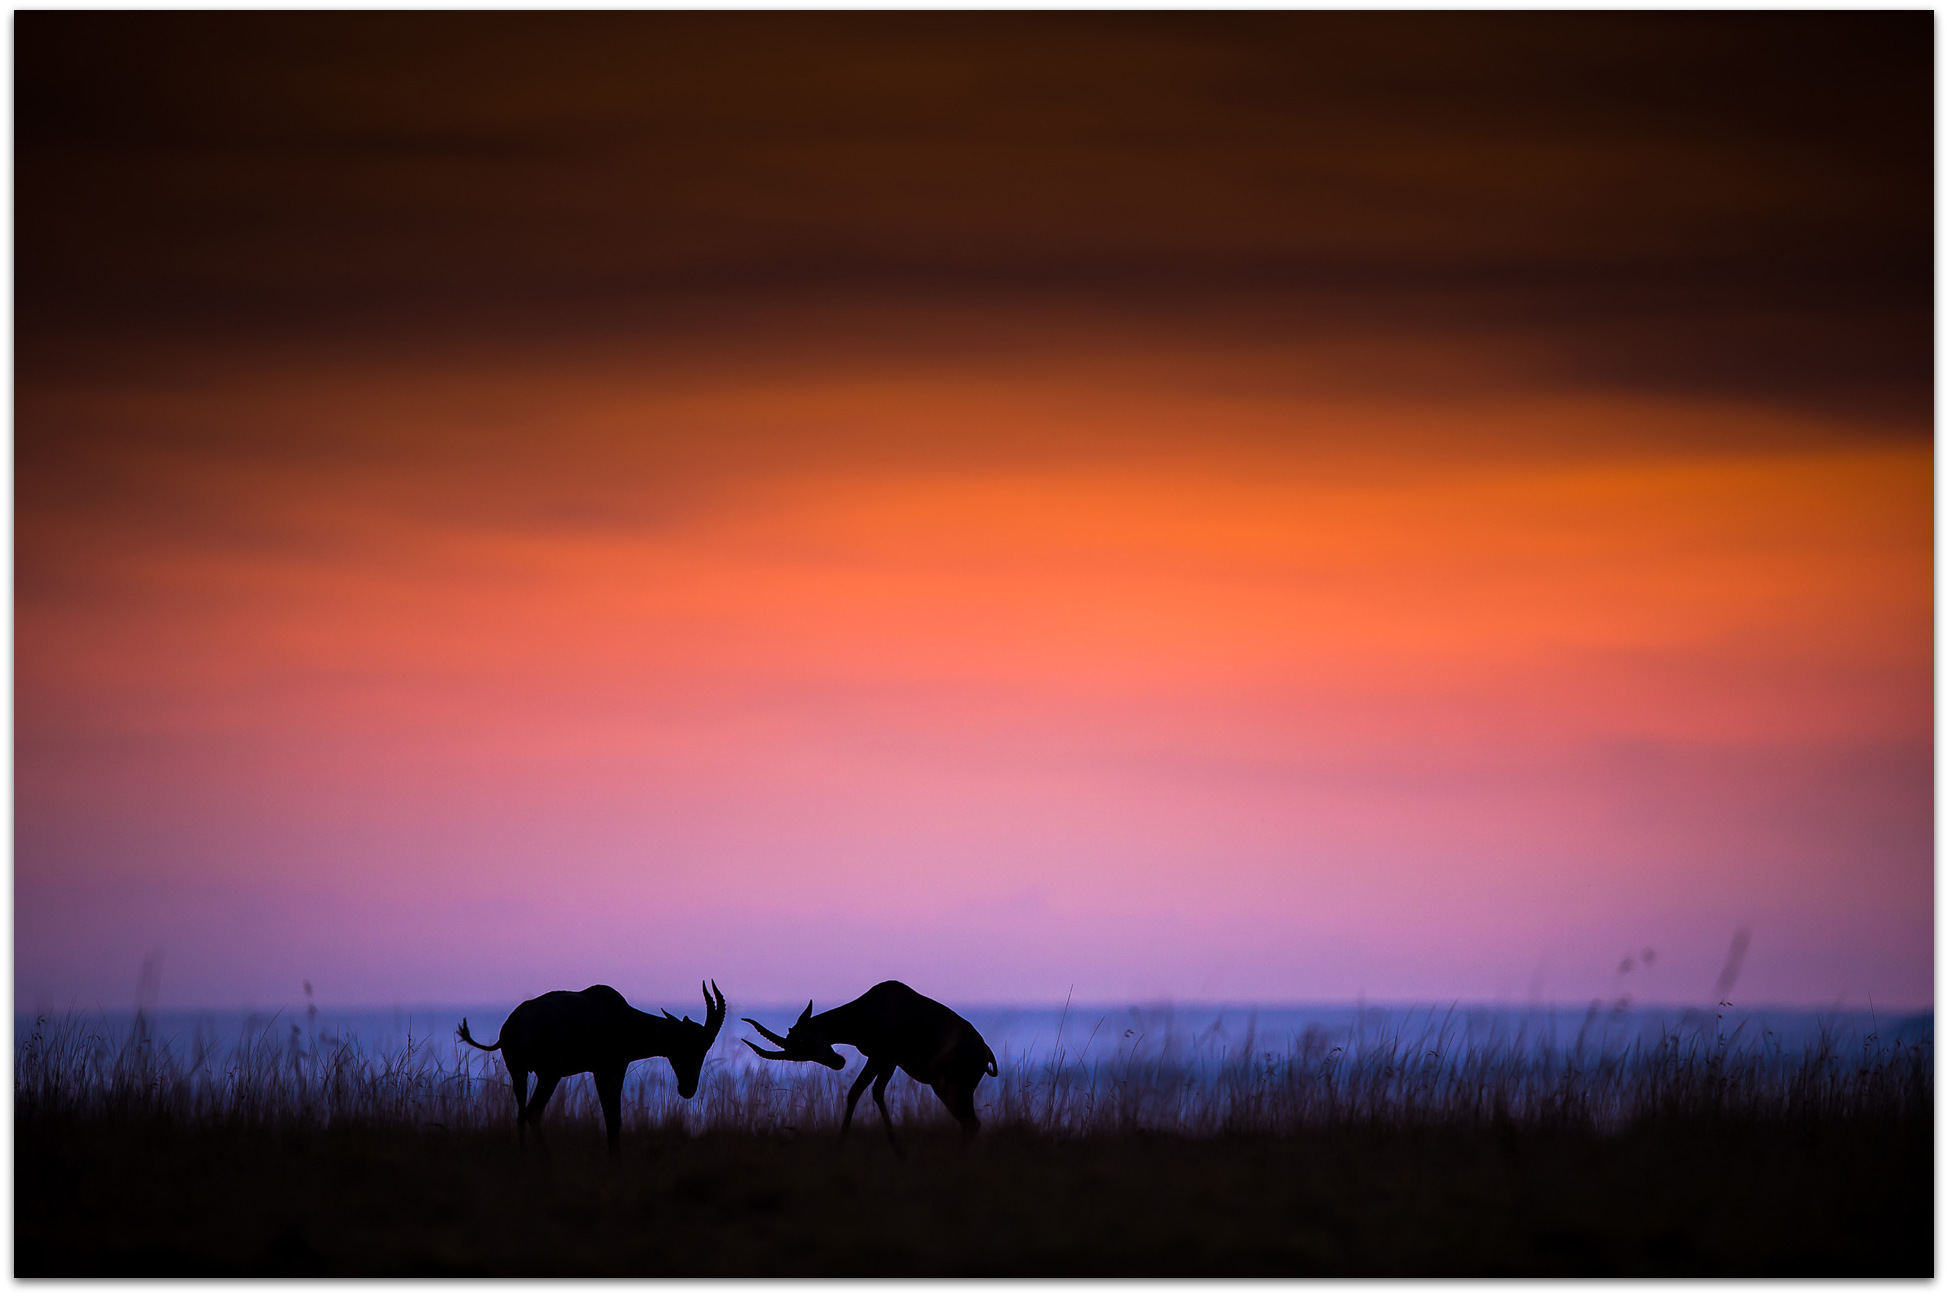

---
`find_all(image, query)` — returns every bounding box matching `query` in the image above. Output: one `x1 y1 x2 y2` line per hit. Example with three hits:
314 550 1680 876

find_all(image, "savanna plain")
16 1006 1930 1276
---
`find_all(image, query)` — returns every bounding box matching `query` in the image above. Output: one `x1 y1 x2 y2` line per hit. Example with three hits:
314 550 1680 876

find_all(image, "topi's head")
743 1001 845 1070
666 980 727 1099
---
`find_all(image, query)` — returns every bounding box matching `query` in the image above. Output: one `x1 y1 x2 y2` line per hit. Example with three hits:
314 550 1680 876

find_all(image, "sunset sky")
15 14 1932 1011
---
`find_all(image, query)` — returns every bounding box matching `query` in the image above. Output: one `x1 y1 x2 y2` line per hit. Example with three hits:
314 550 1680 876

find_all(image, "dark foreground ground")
18 1114 1931 1276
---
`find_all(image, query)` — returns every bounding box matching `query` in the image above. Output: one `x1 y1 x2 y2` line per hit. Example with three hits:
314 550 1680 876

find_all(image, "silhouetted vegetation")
16 1009 1930 1275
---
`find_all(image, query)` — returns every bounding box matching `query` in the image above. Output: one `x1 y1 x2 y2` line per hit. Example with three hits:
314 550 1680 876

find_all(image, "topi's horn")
743 1016 792 1048
744 1039 789 1060
702 980 727 1037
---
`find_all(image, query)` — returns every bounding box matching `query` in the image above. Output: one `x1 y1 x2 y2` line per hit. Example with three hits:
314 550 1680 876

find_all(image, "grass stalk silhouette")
18 1005 1929 1137
16 1005 1930 1275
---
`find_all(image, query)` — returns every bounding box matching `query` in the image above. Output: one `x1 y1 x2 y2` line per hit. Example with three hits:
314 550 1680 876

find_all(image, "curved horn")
744 1039 789 1060
702 980 727 1040
743 1016 791 1048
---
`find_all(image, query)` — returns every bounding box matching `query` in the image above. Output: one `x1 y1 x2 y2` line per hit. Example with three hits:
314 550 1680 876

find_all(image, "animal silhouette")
458 980 725 1150
743 980 998 1150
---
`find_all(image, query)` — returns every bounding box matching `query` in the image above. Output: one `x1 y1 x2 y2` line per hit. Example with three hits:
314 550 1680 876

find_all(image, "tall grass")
988 1009 1930 1134
17 1004 1928 1139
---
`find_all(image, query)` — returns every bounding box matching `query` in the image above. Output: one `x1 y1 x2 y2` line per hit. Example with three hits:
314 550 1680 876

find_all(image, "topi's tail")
456 1018 501 1052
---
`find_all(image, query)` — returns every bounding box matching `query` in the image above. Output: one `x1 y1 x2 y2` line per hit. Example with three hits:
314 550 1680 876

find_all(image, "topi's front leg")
839 1062 875 1145
871 1066 904 1157
595 1064 626 1152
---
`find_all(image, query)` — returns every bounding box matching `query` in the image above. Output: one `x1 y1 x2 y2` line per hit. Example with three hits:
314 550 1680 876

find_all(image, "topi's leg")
840 1062 876 1145
509 1063 533 1145
872 1066 904 1156
595 1064 626 1152
526 1072 562 1138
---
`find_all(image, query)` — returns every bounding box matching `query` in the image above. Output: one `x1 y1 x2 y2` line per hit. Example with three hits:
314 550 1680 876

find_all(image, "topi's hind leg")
509 1064 533 1144
526 1073 562 1138
839 1062 878 1146
871 1066 904 1156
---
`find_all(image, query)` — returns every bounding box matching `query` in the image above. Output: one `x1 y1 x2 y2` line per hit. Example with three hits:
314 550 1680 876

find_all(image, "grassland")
15 1010 1931 1276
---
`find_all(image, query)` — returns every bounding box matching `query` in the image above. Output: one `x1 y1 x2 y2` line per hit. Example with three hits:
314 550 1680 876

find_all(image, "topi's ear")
797 1000 815 1028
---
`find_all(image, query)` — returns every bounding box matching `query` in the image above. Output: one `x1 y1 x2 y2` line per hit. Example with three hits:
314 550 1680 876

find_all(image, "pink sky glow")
16 333 1933 1011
